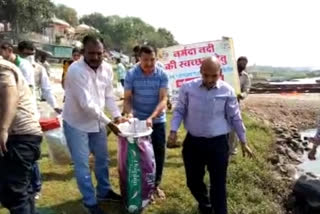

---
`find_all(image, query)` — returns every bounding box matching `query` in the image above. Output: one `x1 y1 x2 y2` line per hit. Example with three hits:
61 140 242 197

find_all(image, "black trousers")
0 135 42 214
120 79 125 87
182 133 229 214
151 123 166 187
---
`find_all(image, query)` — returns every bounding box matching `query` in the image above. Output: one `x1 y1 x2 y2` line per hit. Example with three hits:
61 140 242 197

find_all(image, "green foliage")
80 14 178 53
0 0 54 33
54 4 79 26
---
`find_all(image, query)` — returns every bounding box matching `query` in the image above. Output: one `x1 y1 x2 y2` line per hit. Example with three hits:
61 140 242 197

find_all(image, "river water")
298 129 320 176
270 77 320 85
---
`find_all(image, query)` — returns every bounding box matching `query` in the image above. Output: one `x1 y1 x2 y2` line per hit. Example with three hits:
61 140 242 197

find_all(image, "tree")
80 13 111 32
0 0 54 34
157 28 178 47
80 13 178 54
54 4 78 26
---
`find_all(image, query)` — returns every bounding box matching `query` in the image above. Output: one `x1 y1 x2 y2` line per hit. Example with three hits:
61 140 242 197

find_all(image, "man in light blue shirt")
123 45 168 200
116 58 126 87
168 57 254 214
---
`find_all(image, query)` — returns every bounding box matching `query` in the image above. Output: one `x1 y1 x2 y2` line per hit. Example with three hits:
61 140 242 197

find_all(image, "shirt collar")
15 55 21 67
199 79 221 90
81 58 103 72
138 64 156 76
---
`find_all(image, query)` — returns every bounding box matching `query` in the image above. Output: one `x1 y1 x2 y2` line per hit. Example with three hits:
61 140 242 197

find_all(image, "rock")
276 138 286 145
286 136 293 143
276 145 287 155
278 165 287 174
288 139 304 153
302 141 309 147
278 156 284 165
263 119 270 126
296 147 304 155
286 194 296 210
286 148 302 163
292 133 301 139
280 133 289 139
306 172 319 179
285 165 297 178
275 127 284 134
269 155 280 165
282 127 289 132
290 139 300 149
293 174 320 211
304 147 312 152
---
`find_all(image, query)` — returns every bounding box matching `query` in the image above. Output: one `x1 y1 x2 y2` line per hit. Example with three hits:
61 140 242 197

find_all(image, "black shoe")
97 190 122 202
84 204 105 214
198 204 212 214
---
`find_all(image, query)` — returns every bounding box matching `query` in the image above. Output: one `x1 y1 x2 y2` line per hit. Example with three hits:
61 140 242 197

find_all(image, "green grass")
0 112 287 214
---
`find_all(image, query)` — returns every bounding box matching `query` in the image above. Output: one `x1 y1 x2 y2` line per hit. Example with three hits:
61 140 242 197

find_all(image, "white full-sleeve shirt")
34 63 57 109
63 59 121 132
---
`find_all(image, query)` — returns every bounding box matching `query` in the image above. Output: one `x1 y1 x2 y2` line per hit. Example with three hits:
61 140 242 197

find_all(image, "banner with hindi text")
158 38 240 104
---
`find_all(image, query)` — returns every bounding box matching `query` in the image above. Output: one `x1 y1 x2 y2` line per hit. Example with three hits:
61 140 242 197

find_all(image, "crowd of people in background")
0 34 319 214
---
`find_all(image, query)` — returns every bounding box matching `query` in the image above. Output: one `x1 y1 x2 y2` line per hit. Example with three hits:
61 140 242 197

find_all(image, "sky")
53 0 320 67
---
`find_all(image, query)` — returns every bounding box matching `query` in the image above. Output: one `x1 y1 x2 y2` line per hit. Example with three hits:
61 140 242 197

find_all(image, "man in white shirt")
0 41 35 90
229 56 252 155
18 41 62 201
18 41 61 114
237 56 251 100
39 54 51 77
63 35 126 214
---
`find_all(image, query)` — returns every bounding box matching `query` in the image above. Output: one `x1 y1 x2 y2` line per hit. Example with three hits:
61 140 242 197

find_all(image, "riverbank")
243 94 320 214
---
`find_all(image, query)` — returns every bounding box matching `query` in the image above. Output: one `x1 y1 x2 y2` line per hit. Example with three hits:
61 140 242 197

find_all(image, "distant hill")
247 65 314 73
248 65 320 83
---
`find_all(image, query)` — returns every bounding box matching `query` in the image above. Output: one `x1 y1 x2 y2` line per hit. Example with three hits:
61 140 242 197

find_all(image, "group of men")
0 33 284 214
0 39 63 214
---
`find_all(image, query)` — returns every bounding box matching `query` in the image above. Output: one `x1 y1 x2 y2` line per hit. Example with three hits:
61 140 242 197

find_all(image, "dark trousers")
31 162 41 193
0 135 42 214
182 133 229 214
120 79 125 87
151 123 166 187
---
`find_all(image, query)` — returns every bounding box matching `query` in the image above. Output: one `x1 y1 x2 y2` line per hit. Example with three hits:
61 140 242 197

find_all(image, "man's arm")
40 66 58 109
123 70 133 116
170 85 188 132
226 90 255 158
240 74 251 99
168 84 188 146
123 90 133 116
0 71 19 131
148 71 169 120
148 88 168 120
226 90 246 144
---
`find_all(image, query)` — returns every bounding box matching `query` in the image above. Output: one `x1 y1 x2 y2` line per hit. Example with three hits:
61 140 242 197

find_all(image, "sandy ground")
243 93 320 129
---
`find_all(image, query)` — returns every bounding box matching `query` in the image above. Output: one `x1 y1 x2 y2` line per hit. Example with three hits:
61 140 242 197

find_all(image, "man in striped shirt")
123 45 169 200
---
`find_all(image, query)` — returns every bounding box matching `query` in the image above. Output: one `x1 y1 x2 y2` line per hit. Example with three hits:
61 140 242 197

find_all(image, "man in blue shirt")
168 57 254 214
123 45 168 200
